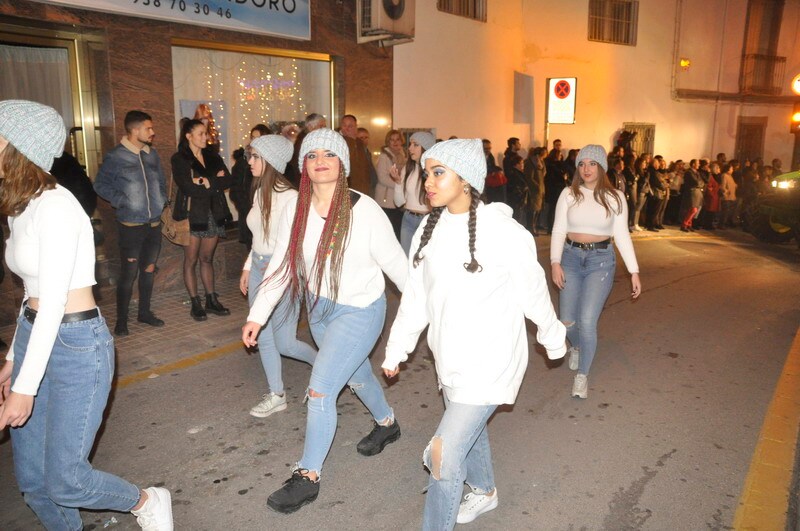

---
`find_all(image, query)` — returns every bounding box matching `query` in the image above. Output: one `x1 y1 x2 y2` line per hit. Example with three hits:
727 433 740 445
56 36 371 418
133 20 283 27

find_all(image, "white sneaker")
572 374 588 399
568 347 580 371
249 392 287 418
132 487 173 531
633 225 643 232
456 489 499 524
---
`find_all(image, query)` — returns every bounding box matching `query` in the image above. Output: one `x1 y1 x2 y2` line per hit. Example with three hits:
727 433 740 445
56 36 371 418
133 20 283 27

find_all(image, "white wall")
392 0 529 158
393 0 798 166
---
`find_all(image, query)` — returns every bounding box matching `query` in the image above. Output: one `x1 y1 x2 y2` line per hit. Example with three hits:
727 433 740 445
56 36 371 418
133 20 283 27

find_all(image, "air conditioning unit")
357 0 415 45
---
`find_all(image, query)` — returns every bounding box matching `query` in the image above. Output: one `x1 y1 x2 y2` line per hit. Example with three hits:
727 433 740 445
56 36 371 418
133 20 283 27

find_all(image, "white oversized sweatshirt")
247 191 407 324
383 202 566 405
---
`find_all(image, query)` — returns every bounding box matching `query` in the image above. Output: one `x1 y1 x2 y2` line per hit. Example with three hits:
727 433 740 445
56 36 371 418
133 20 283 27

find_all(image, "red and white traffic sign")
547 78 577 124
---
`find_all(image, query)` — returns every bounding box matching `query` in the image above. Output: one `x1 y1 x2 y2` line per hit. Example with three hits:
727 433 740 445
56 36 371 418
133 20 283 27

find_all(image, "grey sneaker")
457 489 499 524
568 347 580 371
249 392 287 418
572 374 588 399
132 487 173 531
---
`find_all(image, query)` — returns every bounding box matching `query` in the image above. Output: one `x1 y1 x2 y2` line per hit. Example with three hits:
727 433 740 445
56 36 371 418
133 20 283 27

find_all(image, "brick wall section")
0 0 393 326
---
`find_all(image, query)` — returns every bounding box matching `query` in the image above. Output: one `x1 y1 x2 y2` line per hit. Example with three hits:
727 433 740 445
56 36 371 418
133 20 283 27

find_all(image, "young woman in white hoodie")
382 139 566 530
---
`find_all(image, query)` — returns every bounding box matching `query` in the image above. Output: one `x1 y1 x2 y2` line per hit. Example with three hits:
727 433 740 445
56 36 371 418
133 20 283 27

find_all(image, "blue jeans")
400 210 425 256
299 294 393 475
248 252 317 394
558 243 616 375
10 313 141 530
422 397 497 531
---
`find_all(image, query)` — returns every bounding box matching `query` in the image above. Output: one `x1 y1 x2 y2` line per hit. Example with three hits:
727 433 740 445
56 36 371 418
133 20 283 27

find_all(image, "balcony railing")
740 53 786 96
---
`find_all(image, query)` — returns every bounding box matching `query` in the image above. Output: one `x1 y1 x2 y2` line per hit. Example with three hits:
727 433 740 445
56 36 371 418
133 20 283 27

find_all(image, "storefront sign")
28 0 311 41
546 77 577 124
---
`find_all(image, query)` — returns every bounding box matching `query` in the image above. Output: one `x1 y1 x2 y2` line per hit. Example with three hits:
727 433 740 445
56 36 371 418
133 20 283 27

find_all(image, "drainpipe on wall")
710 0 730 155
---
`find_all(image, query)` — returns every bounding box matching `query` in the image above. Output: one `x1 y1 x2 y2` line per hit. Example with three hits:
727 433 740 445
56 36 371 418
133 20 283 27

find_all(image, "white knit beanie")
250 135 294 174
410 131 436 151
576 144 608 172
0 100 66 172
421 138 487 192
298 128 350 177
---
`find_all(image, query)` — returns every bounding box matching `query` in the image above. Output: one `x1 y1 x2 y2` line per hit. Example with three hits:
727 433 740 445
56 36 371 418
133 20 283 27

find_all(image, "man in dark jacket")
94 110 167 336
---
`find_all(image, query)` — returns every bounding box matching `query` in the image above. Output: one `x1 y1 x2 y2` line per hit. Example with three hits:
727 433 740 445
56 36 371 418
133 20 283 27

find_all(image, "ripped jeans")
423 396 497 531
298 294 393 476
248 252 317 395
558 243 616 375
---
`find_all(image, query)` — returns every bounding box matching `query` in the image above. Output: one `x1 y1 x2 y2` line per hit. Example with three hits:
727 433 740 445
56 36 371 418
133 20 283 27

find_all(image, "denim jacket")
94 138 167 223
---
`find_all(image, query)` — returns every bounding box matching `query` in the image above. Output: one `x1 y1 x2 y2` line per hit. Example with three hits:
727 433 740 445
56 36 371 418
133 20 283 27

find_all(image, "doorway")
0 21 111 177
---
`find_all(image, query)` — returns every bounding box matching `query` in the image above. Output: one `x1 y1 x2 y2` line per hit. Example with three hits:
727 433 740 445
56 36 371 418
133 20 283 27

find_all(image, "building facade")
394 0 800 166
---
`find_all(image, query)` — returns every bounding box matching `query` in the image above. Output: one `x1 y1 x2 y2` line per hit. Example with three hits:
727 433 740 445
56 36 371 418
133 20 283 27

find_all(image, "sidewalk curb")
115 340 242 389
734 326 800 530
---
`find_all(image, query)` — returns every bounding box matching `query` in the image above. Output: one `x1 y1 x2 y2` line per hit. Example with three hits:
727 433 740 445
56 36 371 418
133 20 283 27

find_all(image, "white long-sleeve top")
382 202 566 406
247 191 407 324
4 186 97 395
243 187 298 270
392 165 430 213
550 187 639 274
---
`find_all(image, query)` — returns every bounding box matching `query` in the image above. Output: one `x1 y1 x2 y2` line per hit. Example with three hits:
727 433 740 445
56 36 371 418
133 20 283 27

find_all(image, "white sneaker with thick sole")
456 489 499 524
572 374 588 399
250 392 287 418
568 347 580 371
132 487 173 531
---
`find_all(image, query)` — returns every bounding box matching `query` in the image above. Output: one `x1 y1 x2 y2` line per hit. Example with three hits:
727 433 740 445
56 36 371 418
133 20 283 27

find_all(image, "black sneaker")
267 470 320 514
356 419 401 456
137 313 165 327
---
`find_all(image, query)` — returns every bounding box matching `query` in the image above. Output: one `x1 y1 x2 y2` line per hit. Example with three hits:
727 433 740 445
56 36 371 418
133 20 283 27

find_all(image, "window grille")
588 0 639 46
621 123 655 155
437 0 487 22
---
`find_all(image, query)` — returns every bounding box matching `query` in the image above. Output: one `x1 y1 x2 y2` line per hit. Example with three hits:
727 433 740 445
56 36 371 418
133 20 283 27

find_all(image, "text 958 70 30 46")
132 0 233 19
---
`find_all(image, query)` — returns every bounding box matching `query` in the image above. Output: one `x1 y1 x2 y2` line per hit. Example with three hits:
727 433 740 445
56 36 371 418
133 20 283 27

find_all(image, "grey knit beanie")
298 128 350 177
420 138 487 192
0 100 66 172
250 135 294 174
576 144 608 172
410 131 436 151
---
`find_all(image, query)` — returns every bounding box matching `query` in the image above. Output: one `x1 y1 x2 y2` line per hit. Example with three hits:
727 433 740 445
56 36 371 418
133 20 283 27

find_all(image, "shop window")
588 0 639 46
171 43 333 166
437 0 487 22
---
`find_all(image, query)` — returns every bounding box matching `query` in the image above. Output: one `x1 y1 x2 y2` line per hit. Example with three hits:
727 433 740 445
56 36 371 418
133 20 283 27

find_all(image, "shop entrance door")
0 23 111 177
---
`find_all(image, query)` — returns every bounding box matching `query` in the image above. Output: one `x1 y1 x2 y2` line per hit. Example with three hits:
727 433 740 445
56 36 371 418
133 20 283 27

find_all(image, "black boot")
190 296 207 321
205 292 230 316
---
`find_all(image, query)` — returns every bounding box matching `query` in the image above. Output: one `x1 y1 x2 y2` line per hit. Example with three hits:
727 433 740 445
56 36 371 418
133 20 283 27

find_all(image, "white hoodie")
383 202 566 405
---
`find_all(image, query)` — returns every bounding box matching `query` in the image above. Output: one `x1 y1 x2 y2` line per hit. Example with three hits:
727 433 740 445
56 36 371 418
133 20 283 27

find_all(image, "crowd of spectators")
483 137 788 236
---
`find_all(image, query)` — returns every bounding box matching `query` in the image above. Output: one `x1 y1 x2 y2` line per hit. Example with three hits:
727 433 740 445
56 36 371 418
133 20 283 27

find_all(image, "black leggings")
116 222 162 323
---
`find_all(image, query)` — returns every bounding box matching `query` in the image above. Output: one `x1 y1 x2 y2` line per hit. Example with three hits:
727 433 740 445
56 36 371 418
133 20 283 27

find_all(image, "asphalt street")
1 227 799 530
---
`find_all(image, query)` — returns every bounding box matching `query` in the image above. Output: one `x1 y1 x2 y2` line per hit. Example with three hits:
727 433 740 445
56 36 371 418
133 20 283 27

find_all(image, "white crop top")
550 186 639 273
5 185 97 395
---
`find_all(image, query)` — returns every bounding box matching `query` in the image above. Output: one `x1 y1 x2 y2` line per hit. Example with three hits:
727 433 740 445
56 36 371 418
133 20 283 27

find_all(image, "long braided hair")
262 155 352 315
412 185 482 273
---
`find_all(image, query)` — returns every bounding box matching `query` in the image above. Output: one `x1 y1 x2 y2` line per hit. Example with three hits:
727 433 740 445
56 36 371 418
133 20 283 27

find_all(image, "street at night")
2 228 798 530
